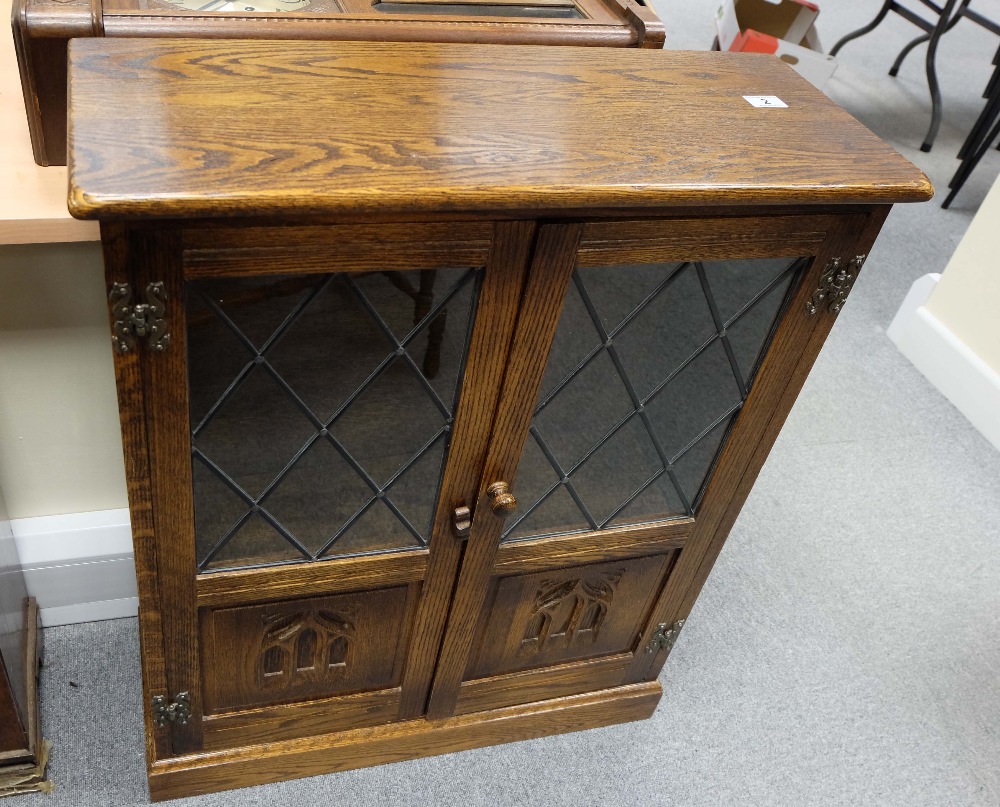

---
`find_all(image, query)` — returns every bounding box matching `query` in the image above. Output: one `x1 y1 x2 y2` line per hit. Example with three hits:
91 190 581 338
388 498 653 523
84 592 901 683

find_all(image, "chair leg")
889 32 930 76
830 0 895 57
889 1 968 78
958 89 1000 160
943 114 1000 207
919 0 962 152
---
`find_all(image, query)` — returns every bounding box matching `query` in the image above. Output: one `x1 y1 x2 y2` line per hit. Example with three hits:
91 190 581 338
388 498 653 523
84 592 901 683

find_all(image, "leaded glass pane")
568 417 660 525
507 485 590 542
503 256 804 543
506 431 563 538
672 413 737 507
195 366 317 498
533 351 633 470
725 272 795 385
608 475 685 528
330 360 446 487
187 268 480 571
644 339 742 460
536 281 602 402
206 513 305 571
610 264 717 399
261 438 374 556
320 501 422 557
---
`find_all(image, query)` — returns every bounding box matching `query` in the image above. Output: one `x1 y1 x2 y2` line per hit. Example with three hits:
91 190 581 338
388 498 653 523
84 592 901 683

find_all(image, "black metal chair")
831 0 999 152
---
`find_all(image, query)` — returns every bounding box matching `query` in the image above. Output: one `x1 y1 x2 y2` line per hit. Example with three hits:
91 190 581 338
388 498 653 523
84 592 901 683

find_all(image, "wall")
924 181 1000 374
888 175 1000 453
0 242 127 519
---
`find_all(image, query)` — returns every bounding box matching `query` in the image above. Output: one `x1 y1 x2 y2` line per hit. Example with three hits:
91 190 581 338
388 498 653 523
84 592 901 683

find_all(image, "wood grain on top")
66 40 932 220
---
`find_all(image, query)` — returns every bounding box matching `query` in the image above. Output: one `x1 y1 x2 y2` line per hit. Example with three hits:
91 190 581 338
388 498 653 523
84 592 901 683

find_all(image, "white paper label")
743 95 788 108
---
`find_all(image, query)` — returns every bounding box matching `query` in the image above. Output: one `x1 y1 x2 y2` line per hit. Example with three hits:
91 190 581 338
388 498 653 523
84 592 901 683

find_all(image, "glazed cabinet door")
428 213 873 717
105 220 533 757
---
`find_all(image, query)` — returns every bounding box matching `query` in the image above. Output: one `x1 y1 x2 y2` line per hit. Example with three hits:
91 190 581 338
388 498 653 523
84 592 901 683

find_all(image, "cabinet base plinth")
148 681 662 801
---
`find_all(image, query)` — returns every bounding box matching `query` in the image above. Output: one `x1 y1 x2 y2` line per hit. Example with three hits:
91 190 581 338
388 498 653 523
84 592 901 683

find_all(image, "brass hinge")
152 691 192 726
805 254 866 316
645 619 684 655
109 282 171 354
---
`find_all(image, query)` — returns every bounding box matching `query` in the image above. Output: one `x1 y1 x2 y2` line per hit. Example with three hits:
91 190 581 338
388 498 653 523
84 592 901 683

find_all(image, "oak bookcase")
66 39 931 800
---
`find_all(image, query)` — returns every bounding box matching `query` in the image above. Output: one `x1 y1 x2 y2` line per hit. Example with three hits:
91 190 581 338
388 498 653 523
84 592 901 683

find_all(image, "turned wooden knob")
486 481 517 517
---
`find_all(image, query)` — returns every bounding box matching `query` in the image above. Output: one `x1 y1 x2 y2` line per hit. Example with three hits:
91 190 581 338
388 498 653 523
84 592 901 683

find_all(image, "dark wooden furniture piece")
67 39 931 801
0 486 41 769
11 0 663 167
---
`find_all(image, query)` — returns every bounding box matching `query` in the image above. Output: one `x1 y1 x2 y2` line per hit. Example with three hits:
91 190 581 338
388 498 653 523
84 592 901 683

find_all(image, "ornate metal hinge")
805 254 866 316
645 619 684 655
109 282 171 353
152 691 191 726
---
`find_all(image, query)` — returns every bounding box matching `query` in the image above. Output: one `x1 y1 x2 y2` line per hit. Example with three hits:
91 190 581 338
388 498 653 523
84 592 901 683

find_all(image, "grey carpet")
9 1 1000 804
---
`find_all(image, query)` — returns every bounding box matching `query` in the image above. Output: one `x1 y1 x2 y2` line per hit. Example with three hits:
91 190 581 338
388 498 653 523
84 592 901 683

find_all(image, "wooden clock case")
66 39 931 801
11 0 663 167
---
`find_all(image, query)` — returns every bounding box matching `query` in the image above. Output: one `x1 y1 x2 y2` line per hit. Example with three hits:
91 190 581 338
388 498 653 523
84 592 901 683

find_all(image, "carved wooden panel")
201 584 414 712
466 554 674 680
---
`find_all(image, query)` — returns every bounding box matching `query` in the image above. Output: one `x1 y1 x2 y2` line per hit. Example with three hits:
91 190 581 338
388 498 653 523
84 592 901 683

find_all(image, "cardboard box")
715 0 837 90
730 29 837 89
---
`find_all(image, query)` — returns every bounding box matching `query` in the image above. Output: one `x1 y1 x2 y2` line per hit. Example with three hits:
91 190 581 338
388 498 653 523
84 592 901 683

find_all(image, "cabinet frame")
67 34 932 801
101 204 891 799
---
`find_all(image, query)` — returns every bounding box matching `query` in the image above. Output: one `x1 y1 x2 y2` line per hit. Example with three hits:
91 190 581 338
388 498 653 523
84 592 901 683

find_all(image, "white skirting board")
11 508 137 627
888 273 1000 453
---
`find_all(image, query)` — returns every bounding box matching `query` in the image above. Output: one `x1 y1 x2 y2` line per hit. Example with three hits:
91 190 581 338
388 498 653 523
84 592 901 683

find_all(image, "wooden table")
0 29 97 245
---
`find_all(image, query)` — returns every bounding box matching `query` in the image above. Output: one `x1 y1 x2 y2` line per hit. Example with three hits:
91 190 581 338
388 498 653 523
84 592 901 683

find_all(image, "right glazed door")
428 213 862 718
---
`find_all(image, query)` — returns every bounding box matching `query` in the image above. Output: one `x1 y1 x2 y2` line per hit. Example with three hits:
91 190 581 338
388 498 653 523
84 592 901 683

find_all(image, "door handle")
486 481 517 517
453 505 472 538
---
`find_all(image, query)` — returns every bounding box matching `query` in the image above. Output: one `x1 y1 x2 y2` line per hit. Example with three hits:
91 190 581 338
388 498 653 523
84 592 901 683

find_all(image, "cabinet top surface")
66 39 932 221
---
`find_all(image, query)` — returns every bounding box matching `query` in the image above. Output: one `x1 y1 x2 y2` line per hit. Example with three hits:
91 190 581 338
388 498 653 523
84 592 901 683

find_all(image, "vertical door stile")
131 226 204 754
426 223 584 720
101 222 173 762
397 220 537 718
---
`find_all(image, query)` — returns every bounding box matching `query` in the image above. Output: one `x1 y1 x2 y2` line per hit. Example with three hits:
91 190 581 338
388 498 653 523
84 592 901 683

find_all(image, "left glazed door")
105 220 535 756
